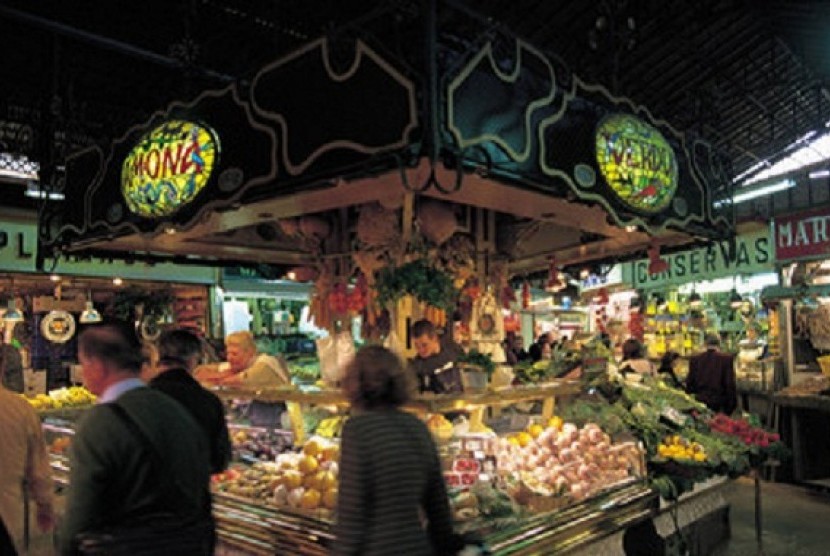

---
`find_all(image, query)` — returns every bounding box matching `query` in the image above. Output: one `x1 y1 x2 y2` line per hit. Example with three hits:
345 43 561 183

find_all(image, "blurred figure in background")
334 345 466 555
528 333 551 362
657 351 684 389
0 378 54 555
618 338 655 379
686 334 737 415
0 338 24 393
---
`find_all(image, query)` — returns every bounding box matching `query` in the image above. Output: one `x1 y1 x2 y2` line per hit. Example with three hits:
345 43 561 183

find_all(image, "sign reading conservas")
121 120 219 218
774 207 830 262
626 229 772 289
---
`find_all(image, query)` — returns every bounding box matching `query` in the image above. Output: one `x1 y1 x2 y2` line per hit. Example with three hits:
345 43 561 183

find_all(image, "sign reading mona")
121 120 219 218
595 113 678 214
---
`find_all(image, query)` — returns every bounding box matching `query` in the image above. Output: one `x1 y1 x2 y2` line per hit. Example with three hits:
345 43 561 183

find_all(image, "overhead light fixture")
113 277 124 286
24 183 64 200
79 290 102 324
715 179 795 208
3 298 24 322
809 170 830 179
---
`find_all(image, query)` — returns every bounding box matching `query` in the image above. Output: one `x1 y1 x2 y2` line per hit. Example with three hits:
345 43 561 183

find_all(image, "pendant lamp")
3 297 23 322
729 288 743 309
79 291 102 324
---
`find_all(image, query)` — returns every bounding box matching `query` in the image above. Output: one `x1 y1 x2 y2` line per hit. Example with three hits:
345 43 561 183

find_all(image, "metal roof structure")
2 1 829 273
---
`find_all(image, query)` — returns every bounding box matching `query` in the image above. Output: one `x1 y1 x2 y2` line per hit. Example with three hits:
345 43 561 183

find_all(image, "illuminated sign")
121 120 218 218
595 114 678 213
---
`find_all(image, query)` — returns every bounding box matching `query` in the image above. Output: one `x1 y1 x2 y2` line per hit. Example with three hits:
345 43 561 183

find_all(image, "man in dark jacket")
60 321 212 555
686 334 738 414
149 328 232 474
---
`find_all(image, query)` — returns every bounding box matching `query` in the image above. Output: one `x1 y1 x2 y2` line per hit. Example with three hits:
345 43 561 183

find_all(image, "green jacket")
60 387 211 555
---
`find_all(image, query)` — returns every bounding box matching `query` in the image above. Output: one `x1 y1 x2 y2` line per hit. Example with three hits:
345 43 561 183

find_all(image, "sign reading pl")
774 207 830 262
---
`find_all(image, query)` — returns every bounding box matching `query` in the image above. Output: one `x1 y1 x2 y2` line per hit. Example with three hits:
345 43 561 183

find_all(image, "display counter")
772 377 830 484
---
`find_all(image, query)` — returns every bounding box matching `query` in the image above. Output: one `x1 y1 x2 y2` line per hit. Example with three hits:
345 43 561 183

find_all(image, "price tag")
473 450 486 460
660 406 689 427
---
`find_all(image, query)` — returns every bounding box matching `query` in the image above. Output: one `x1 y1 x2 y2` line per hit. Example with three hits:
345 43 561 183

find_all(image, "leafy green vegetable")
375 258 458 310
456 349 496 377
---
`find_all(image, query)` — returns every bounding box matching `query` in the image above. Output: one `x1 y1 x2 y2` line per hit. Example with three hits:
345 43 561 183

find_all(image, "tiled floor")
713 477 830 556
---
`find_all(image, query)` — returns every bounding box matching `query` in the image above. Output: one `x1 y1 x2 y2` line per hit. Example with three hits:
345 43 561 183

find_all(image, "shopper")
657 351 684 389
618 338 655 379
0 381 54 555
334 345 466 555
686 334 738 415
60 321 212 555
149 328 232 474
408 319 464 393
0 339 24 393
528 332 552 362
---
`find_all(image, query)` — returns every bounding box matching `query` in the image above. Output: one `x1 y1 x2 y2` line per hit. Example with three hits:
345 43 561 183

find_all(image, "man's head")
411 319 441 359
705 333 721 348
225 331 257 373
158 329 203 371
78 321 144 395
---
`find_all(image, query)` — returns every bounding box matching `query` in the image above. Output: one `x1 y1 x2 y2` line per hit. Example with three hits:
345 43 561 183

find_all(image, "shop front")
622 225 779 400
0 218 218 394
764 207 830 485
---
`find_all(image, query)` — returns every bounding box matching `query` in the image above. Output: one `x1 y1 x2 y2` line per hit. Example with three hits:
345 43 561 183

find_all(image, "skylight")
739 130 830 186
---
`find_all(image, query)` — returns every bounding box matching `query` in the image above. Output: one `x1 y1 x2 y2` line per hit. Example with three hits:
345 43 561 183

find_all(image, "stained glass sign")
121 120 218 218
595 114 677 213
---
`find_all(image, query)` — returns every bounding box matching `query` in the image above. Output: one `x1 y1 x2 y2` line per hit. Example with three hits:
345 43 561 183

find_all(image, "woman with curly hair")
333 345 465 555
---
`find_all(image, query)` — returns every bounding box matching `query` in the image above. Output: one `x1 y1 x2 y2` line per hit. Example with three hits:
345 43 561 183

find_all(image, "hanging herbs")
111 287 174 321
375 259 458 311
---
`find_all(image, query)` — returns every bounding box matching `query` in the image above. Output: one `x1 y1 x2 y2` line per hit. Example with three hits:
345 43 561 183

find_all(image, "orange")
321 444 340 462
303 439 321 458
283 470 303 489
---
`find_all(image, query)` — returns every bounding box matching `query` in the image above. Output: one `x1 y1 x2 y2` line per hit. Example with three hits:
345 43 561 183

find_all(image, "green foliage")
456 349 496 377
374 258 457 310
111 287 174 321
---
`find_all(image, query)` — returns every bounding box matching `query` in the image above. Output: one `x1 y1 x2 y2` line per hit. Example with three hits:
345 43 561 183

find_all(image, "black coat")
150 368 232 474
686 349 738 415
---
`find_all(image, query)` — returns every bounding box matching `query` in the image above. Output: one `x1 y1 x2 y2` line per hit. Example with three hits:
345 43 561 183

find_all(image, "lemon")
300 488 321 510
516 432 533 448
527 424 544 439
298 455 319 475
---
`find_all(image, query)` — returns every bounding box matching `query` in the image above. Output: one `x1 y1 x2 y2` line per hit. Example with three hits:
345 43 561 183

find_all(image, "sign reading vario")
595 114 678 214
121 120 219 218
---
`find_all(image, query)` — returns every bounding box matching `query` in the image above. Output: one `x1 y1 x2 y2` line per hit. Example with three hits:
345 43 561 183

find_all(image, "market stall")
33 1 739 552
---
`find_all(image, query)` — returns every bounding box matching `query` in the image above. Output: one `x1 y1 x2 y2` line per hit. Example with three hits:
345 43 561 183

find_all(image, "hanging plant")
111 287 174 322
374 258 458 311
